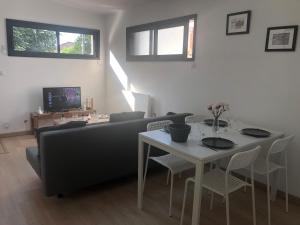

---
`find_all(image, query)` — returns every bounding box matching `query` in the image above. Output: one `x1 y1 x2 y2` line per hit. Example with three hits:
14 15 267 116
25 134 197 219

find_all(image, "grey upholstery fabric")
36 121 87 156
166 112 177 116
109 111 145 122
26 113 190 197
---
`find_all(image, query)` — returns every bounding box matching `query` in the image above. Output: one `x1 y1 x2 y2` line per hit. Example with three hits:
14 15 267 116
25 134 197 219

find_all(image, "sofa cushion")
36 121 87 156
166 112 177 116
26 147 41 177
109 111 145 122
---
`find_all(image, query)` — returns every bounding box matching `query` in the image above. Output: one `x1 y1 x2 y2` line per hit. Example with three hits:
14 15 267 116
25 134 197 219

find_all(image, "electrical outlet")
2 123 9 129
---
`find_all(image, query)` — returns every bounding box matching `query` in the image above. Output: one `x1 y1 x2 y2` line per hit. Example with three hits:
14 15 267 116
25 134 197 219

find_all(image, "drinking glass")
189 123 197 140
91 112 97 121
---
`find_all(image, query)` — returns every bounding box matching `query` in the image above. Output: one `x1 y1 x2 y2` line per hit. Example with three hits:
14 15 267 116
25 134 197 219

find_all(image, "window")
6 19 100 59
157 26 185 55
126 14 197 61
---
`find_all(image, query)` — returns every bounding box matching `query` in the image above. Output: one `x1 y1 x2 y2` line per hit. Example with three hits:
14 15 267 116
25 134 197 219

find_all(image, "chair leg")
169 173 174 217
285 168 289 213
225 193 230 225
166 170 170 185
267 173 271 225
180 179 192 225
209 191 214 210
244 177 248 192
143 146 151 193
251 172 257 225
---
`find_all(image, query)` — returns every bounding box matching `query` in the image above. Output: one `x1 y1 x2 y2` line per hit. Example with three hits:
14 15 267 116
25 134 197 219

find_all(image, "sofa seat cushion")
26 147 41 177
109 111 145 122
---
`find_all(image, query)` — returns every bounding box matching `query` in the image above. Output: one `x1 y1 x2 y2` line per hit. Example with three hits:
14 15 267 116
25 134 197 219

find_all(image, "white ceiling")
51 0 172 14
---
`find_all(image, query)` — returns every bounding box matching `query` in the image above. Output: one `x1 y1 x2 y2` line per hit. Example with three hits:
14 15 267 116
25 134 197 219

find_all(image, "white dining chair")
186 114 218 171
143 120 195 217
180 146 261 225
245 135 294 225
185 114 205 123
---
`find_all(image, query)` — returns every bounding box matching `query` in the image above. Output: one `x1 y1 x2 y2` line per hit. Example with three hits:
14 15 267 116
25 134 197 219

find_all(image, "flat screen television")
43 87 81 112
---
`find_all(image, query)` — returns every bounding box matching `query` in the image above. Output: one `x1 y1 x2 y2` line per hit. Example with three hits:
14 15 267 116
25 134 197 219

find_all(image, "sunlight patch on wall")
130 84 137 92
122 90 135 111
110 51 128 90
109 50 135 111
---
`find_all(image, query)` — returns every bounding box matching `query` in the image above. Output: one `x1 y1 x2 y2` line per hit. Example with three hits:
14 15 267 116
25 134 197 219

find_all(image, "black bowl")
168 124 191 143
202 137 234 149
204 119 228 127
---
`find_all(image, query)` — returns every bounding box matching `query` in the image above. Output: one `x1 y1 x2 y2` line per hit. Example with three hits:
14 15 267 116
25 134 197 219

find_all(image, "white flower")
208 102 230 117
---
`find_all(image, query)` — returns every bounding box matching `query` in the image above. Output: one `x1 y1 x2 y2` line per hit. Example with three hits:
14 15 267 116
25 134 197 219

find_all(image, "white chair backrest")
227 146 261 172
268 135 294 156
185 115 204 123
147 120 173 131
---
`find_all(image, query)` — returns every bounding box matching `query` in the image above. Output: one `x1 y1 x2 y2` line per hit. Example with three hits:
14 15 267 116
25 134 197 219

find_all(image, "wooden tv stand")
30 109 96 133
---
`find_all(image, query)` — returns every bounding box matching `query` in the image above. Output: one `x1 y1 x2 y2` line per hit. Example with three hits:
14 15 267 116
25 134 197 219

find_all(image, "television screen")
43 87 81 112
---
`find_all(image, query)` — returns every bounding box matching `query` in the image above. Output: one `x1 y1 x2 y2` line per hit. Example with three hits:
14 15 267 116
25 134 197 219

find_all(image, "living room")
0 0 300 225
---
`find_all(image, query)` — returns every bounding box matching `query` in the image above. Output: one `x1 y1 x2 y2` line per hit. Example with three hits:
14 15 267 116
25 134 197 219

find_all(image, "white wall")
0 0 106 134
105 0 300 197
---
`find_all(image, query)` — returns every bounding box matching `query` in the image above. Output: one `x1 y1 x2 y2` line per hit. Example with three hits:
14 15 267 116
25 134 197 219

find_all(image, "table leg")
191 161 204 225
271 170 280 201
138 137 144 209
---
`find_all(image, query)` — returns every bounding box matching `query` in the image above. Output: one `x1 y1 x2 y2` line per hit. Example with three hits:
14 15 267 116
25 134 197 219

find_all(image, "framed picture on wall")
226 10 251 35
265 25 298 52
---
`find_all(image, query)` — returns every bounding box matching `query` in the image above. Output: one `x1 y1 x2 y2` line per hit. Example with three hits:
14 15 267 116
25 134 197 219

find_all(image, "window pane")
13 26 57 53
60 32 94 55
128 30 150 56
157 26 184 55
187 19 195 58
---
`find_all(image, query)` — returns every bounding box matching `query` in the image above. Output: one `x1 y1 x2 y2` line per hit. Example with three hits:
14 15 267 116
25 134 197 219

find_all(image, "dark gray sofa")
26 113 189 197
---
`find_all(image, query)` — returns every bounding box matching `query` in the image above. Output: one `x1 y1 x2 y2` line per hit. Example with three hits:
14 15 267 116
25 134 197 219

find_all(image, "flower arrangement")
207 102 230 131
207 102 230 118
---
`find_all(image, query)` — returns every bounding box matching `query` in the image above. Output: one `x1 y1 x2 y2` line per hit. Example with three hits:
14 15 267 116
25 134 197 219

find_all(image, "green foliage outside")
13 27 92 55
13 27 57 52
60 34 93 55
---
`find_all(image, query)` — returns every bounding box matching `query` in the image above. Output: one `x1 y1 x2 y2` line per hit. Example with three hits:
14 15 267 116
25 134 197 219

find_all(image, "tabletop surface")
139 122 284 163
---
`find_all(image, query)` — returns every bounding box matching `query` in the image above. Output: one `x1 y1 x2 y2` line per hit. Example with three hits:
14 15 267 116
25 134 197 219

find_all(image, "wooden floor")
0 135 299 225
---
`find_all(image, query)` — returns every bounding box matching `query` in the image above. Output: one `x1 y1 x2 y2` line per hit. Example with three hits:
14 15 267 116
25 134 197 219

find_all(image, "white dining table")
137 122 284 225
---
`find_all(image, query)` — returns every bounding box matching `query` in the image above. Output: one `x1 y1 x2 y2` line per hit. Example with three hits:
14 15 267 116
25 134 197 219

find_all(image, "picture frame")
265 25 298 52
226 10 251 35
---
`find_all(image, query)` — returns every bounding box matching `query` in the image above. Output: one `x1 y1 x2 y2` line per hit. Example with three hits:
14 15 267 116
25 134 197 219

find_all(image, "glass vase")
212 116 220 134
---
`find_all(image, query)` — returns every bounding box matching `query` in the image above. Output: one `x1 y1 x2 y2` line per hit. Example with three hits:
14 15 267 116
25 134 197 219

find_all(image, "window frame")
126 14 197 61
6 19 100 59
